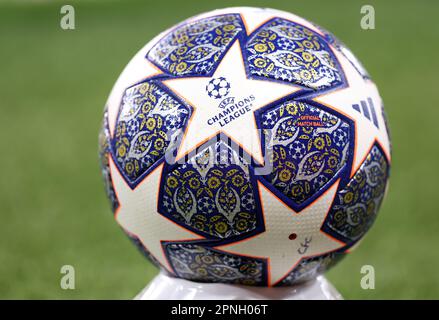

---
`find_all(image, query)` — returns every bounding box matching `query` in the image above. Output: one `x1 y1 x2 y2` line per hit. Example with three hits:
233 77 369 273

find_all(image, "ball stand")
135 272 343 300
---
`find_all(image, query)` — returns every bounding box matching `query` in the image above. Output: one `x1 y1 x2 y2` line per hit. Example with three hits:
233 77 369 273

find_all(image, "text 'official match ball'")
99 7 391 286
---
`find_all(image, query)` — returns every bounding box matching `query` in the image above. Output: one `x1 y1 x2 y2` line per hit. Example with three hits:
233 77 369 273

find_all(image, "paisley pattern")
148 14 243 76
165 242 265 286
316 25 370 80
278 251 345 286
160 140 260 239
246 18 343 90
261 100 351 205
113 81 190 185
323 145 389 242
99 108 119 212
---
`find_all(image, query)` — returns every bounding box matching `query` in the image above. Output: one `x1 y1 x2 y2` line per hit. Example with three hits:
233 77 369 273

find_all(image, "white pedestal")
135 272 343 300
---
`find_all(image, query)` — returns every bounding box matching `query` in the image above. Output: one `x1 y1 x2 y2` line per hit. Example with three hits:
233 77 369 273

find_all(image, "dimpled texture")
101 8 391 286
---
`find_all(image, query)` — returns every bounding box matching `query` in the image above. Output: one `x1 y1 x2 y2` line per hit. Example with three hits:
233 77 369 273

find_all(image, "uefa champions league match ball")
99 7 391 287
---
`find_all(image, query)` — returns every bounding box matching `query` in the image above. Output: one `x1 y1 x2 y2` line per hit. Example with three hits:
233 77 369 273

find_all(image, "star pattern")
162 41 300 164
102 7 391 286
109 158 202 273
217 180 345 286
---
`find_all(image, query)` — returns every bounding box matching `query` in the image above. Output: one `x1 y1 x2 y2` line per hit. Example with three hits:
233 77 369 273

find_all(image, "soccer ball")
99 7 391 287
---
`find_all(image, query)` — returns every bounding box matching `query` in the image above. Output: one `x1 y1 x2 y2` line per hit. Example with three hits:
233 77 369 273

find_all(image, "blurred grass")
0 0 438 299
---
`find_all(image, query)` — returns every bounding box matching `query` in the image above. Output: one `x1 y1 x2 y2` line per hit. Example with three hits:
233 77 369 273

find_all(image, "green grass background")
0 0 438 299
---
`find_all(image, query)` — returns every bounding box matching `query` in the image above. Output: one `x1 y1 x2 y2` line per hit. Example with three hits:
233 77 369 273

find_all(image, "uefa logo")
205 77 231 99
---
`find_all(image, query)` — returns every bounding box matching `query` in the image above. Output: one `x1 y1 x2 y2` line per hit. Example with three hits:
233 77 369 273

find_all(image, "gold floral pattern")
113 81 190 184
261 100 351 205
324 145 389 241
278 251 345 286
160 140 259 239
166 243 265 285
148 14 243 76
246 18 343 90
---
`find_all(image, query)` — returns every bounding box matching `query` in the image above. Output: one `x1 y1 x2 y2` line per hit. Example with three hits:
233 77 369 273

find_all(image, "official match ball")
99 7 391 286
